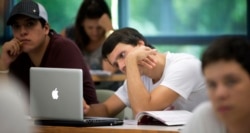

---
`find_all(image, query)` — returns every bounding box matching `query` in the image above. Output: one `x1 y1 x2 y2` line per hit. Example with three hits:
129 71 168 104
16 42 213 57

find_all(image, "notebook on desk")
29 67 123 127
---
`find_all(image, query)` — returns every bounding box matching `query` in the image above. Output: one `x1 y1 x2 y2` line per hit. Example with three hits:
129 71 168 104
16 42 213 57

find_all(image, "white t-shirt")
181 102 226 133
115 52 208 111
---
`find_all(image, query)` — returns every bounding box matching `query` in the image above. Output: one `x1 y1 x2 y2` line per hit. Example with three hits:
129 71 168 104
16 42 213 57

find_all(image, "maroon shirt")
9 30 98 104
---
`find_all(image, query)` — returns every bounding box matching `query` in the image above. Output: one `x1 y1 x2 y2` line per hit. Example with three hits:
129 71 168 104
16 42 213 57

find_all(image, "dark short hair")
201 36 250 75
39 18 46 27
102 27 154 59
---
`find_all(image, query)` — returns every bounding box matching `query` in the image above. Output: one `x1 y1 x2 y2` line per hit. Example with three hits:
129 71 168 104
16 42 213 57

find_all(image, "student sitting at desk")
83 27 208 117
61 0 122 91
182 36 250 133
0 0 98 104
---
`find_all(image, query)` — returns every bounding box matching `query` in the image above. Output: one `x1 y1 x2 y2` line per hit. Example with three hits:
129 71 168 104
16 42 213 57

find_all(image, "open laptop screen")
30 67 83 120
30 67 123 126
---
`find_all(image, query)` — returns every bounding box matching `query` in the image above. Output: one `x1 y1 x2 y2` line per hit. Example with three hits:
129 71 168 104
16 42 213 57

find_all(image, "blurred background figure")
181 36 250 133
0 76 33 133
61 0 122 91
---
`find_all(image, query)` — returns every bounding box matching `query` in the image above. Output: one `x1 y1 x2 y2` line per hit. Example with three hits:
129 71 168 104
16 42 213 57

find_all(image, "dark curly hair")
102 27 154 59
202 35 250 75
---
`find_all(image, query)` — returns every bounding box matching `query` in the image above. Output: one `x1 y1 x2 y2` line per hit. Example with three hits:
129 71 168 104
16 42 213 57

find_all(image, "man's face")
107 43 135 73
204 60 250 123
11 15 49 53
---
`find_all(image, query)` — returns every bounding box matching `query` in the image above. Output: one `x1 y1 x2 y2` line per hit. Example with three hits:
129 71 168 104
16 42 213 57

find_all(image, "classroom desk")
36 124 182 133
91 74 126 82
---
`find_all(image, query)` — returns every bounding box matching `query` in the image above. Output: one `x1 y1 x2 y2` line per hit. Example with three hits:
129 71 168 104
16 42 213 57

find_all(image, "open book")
135 110 192 126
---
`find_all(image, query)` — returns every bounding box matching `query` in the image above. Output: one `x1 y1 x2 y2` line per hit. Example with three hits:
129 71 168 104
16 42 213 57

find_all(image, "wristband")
0 69 9 74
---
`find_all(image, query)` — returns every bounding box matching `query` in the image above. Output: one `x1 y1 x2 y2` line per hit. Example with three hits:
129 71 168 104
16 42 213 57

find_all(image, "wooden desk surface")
36 125 181 133
91 74 126 82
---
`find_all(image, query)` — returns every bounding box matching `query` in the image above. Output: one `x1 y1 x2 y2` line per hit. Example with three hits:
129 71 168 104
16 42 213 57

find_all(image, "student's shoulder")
182 102 226 133
48 37 81 58
50 30 78 48
167 52 198 61
50 30 73 43
166 52 200 72
192 102 213 116
186 101 220 126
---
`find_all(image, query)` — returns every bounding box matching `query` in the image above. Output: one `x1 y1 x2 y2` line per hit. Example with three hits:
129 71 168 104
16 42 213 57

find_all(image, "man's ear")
44 23 50 34
137 40 145 46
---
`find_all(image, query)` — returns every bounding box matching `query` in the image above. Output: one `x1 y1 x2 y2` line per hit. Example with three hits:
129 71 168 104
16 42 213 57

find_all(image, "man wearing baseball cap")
0 0 99 104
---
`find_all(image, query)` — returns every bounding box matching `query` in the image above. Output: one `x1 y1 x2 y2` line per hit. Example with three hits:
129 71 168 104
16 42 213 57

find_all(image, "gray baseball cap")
7 0 48 25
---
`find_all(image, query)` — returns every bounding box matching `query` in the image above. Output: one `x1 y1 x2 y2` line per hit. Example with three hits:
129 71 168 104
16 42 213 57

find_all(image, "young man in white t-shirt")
84 27 208 118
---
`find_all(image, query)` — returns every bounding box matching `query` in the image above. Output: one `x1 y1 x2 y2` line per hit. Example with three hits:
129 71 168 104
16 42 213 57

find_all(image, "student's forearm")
85 103 111 117
126 57 152 114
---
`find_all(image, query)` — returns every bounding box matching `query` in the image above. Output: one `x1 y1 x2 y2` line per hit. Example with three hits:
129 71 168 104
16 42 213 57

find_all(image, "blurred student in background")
0 77 32 133
0 0 98 104
182 36 250 133
61 0 121 91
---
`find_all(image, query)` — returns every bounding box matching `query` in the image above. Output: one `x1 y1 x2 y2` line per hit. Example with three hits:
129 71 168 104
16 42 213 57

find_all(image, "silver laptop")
30 67 123 126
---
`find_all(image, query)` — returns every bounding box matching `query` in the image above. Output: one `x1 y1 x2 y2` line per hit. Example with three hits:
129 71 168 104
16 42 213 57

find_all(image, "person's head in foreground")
182 36 250 133
0 77 32 133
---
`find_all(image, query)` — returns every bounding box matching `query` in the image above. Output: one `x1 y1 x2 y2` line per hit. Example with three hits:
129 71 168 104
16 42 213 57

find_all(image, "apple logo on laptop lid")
52 88 59 100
